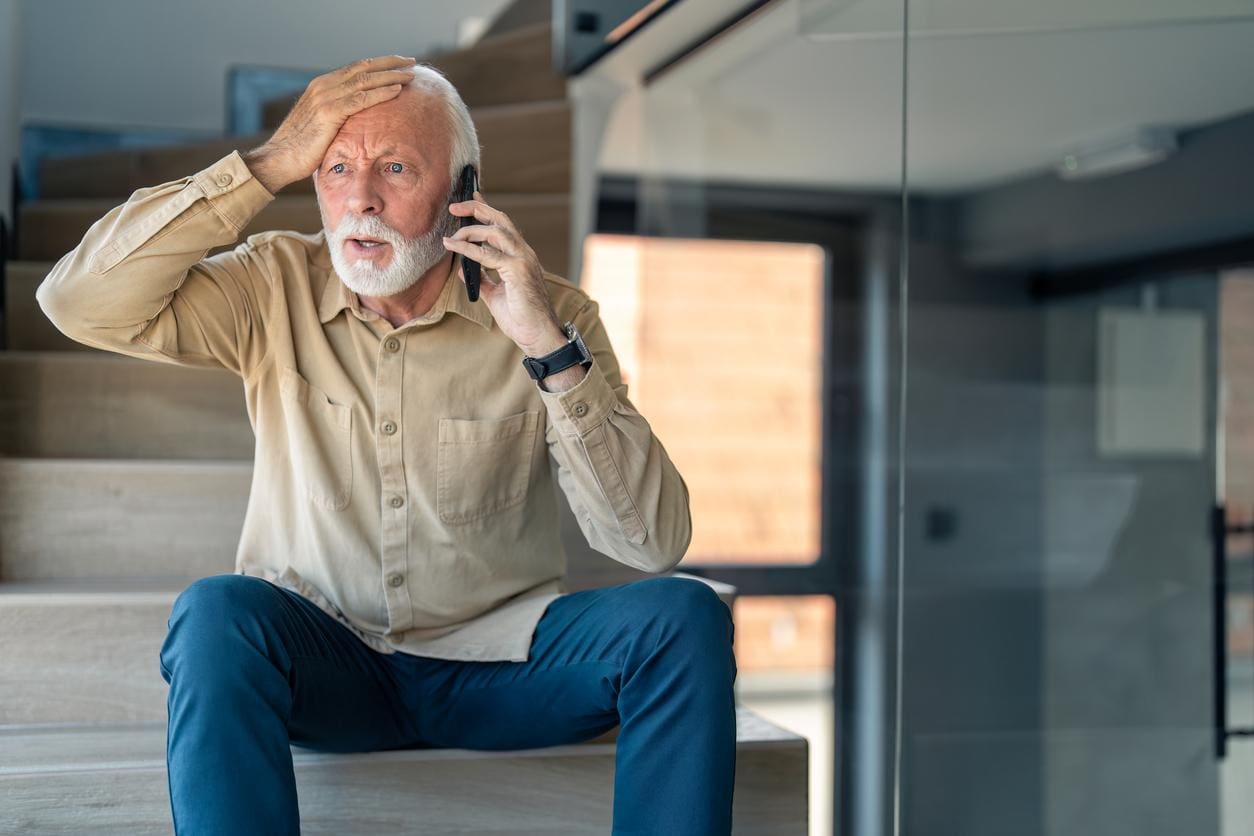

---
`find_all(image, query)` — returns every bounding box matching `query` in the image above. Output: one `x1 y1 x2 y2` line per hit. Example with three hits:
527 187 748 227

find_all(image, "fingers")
443 237 509 271
331 63 414 115
344 67 416 93
447 197 517 233
334 82 406 114
309 57 415 109
337 55 418 77
446 223 523 256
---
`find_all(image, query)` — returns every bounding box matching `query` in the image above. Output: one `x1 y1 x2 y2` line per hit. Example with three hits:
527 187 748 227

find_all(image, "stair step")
41 101 570 201
0 460 249 586
17 193 570 275
0 579 186 724
429 23 566 108
4 262 91 351
0 571 736 725
0 708 807 834
262 24 564 129
0 352 253 459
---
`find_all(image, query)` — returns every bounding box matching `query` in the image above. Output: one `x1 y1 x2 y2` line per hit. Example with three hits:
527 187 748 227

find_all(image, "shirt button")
573 402 588 417
389 494 404 508
387 572 404 588
381 420 397 435
216 173 233 187
384 338 400 352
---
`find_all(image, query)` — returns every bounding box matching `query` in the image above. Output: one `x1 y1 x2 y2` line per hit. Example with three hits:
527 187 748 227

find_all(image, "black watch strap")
522 322 593 380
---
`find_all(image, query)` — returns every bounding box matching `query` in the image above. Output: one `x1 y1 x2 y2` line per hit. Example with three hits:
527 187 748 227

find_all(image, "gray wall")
14 0 511 134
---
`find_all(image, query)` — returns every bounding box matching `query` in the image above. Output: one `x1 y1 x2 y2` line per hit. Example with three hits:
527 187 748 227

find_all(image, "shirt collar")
316 235 493 332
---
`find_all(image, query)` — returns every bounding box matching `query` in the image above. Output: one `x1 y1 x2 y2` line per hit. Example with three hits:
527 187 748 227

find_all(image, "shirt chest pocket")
278 367 353 511
437 410 540 525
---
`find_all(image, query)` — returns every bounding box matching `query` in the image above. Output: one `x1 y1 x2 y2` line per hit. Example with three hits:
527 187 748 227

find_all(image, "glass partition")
578 1 907 832
899 2 1254 835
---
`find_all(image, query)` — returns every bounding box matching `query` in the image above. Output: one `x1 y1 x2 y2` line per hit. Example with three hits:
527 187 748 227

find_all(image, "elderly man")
36 56 736 835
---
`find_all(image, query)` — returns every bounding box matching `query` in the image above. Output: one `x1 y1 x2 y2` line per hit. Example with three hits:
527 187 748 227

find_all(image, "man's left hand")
444 191 567 357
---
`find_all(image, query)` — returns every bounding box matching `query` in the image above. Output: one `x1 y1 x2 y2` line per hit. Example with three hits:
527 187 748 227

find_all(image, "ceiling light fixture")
1056 127 1178 181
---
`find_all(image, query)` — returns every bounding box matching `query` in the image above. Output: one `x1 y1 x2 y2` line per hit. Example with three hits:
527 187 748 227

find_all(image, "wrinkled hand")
444 191 567 357
242 55 417 194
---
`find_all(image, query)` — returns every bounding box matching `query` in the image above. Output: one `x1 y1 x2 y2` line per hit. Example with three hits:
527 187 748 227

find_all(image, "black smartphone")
453 164 481 302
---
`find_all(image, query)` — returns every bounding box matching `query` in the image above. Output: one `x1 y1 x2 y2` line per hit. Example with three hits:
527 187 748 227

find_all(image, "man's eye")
330 163 346 174
387 162 404 173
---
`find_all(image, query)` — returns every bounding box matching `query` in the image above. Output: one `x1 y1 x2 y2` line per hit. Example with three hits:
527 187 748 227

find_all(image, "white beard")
321 206 459 298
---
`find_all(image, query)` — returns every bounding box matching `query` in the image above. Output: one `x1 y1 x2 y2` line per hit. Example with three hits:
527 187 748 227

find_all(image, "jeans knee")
633 577 733 644
161 574 277 675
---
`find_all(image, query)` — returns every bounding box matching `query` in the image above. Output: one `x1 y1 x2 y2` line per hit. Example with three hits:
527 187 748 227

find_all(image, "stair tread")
0 706 802 776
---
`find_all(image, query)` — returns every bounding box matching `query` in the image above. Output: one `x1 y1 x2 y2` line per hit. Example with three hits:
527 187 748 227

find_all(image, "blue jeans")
158 574 737 834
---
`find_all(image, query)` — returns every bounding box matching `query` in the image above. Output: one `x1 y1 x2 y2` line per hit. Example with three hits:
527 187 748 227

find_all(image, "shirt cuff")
536 357 618 437
191 150 276 233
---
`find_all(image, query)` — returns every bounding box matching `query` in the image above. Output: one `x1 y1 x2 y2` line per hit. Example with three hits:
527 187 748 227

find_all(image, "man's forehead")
327 90 447 159
327 139 426 159
326 127 428 159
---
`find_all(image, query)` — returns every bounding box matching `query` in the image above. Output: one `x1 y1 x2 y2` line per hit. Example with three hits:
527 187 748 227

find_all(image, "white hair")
405 64 481 191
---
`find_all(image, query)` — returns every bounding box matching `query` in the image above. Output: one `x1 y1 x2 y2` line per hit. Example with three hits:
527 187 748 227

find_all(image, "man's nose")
344 170 383 215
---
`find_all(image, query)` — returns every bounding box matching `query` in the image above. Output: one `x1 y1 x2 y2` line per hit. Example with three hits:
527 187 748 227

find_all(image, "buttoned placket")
375 328 413 630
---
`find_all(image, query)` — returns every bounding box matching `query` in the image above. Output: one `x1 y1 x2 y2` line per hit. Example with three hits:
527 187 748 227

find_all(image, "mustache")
330 214 406 246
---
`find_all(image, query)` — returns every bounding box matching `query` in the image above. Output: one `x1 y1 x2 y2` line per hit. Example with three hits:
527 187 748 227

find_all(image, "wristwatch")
522 321 593 380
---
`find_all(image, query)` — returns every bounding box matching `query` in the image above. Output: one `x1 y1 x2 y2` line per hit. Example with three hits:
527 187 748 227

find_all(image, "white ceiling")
588 0 1254 194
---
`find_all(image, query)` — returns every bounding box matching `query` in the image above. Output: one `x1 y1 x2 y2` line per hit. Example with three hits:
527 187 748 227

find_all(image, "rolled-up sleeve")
539 296 693 573
35 150 277 378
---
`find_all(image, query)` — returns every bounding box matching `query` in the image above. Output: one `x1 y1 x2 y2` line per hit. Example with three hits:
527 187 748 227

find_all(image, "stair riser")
0 740 807 835
0 593 174 725
18 196 569 275
429 25 566 108
0 461 248 585
41 103 570 201
0 355 253 458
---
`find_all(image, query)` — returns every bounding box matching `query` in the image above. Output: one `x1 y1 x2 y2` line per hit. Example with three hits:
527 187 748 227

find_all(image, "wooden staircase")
0 18 808 836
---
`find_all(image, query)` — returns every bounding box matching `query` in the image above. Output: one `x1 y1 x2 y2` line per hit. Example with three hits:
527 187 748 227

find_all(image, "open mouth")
348 237 390 253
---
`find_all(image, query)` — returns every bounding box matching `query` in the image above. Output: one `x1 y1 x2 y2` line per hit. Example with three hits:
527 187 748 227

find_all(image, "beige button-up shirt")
36 150 692 662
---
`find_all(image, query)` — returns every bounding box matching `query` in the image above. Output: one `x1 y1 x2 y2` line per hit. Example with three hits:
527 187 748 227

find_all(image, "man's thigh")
389 576 728 751
161 575 419 754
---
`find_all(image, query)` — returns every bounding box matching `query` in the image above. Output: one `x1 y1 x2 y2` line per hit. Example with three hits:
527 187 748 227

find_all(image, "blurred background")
0 1 1251 834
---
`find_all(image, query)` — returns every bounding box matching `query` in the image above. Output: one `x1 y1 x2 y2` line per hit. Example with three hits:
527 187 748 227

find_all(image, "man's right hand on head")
241 55 418 195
